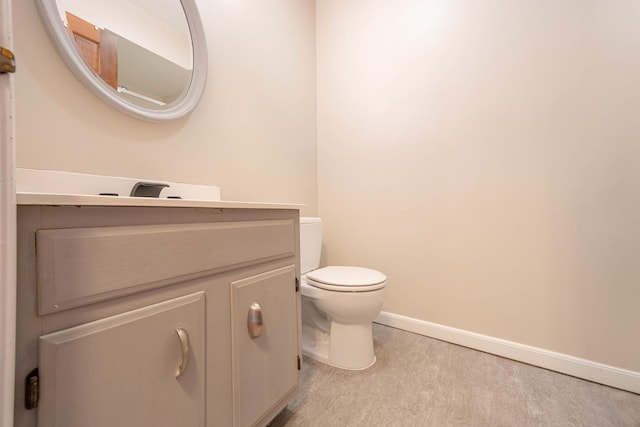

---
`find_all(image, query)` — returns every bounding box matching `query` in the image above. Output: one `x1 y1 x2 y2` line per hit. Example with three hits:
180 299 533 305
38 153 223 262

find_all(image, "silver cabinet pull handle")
175 328 190 378
248 302 263 338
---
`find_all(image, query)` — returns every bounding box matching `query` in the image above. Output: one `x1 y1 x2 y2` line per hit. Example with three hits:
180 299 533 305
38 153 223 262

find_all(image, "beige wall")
14 0 317 213
317 0 640 372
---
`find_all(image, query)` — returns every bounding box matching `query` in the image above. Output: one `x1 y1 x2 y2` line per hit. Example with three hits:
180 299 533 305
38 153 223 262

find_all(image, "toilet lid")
305 266 387 292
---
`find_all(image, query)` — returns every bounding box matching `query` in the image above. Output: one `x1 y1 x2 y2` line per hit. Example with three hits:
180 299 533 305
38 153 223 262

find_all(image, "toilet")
300 217 387 370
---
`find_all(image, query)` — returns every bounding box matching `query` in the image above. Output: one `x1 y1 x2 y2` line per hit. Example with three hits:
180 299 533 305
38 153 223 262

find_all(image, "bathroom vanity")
14 193 301 427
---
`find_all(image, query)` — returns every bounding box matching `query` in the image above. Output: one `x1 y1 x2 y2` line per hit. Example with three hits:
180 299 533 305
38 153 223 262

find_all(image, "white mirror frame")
35 0 208 122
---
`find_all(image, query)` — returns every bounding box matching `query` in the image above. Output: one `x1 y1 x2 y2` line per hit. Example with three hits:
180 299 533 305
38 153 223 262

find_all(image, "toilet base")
301 322 376 370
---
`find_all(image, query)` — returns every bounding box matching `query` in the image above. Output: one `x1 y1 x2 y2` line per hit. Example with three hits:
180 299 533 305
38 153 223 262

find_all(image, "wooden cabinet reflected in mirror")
65 12 117 90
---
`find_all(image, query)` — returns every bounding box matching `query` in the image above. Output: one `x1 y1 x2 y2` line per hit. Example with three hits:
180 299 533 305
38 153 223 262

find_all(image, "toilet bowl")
300 218 387 370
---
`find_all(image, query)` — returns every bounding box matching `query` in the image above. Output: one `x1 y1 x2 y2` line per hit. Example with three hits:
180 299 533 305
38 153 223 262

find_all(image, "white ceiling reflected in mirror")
36 0 208 121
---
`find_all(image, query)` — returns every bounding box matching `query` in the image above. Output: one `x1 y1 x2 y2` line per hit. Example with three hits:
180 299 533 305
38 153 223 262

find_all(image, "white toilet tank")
300 217 322 274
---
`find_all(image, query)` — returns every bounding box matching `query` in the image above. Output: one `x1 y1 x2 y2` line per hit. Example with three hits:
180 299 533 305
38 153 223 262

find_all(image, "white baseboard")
374 311 640 395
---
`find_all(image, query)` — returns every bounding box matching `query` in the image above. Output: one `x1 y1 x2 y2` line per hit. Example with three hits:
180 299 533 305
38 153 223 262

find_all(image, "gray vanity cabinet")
14 205 301 427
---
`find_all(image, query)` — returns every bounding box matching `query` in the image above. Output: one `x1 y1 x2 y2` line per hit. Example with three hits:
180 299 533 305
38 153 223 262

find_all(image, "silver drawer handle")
248 302 263 338
175 328 190 378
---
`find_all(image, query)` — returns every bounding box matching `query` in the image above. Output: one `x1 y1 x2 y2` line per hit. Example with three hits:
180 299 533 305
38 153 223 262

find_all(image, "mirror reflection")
55 0 193 108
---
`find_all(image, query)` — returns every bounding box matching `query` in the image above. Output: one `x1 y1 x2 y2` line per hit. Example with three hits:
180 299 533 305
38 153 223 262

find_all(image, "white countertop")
17 193 303 210
15 168 303 210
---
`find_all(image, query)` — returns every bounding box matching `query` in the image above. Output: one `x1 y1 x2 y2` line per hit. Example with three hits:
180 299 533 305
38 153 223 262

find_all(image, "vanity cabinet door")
38 292 206 427
231 265 299 427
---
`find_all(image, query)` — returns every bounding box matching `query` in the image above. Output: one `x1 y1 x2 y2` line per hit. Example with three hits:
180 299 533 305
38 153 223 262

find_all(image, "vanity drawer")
36 219 295 314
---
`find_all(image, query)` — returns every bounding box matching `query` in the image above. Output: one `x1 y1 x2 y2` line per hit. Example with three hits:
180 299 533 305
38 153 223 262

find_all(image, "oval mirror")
36 0 208 122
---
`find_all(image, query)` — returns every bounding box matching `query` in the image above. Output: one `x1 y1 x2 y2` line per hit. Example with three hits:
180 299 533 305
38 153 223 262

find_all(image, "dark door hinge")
295 277 299 292
0 47 16 74
297 355 301 371
25 368 39 409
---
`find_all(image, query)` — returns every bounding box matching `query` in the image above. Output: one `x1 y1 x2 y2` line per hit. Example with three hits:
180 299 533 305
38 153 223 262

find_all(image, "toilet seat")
305 266 387 292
